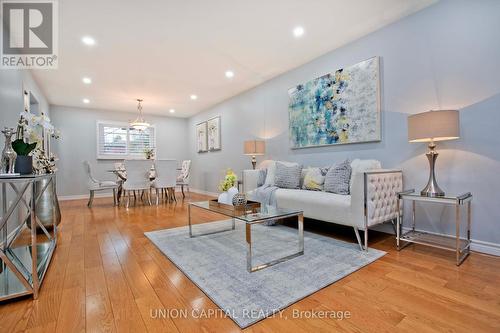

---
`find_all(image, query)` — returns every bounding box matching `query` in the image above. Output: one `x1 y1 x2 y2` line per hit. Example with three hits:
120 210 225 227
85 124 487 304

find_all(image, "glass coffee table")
188 201 304 272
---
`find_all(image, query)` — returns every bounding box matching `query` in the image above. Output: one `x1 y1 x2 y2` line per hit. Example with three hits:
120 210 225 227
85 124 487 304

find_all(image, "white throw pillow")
349 159 382 192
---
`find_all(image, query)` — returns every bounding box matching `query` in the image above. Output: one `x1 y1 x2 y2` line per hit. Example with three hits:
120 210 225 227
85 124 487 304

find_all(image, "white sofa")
243 159 403 251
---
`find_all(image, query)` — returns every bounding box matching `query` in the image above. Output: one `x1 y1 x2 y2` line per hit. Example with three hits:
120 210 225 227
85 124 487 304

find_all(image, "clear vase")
27 177 61 231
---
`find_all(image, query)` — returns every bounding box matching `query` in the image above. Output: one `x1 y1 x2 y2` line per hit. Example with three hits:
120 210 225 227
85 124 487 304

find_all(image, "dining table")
107 167 182 203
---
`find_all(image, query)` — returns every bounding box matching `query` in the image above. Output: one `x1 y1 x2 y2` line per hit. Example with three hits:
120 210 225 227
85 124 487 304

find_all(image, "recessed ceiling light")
169 109 175 113
82 77 92 84
82 98 90 104
81 36 96 46
225 70 234 78
293 26 305 38
190 94 198 100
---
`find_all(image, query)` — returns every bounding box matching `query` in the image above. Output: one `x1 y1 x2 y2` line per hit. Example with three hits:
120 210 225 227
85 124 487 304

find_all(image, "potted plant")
217 168 238 204
12 110 58 174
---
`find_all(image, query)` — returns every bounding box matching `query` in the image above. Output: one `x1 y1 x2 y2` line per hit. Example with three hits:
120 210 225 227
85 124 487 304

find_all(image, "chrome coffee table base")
188 202 304 273
245 214 304 272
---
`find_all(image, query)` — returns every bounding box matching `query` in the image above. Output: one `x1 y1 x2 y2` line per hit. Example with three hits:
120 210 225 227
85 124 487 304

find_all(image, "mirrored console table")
0 174 57 301
396 189 472 266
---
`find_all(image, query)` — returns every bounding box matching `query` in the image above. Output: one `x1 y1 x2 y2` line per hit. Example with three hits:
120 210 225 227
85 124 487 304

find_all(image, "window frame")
96 120 156 160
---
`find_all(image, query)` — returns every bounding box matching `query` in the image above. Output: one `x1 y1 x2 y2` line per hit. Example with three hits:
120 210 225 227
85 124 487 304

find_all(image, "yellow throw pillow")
302 167 328 191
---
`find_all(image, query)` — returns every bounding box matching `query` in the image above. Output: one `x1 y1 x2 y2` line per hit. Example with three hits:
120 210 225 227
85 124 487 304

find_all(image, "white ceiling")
32 0 436 117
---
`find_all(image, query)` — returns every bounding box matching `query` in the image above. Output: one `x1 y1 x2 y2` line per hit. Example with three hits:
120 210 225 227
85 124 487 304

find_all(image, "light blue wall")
50 106 190 197
188 0 500 246
0 69 50 231
0 70 50 138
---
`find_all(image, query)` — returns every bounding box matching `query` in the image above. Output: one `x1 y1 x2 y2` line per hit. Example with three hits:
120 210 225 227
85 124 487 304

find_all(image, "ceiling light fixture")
82 98 90 104
225 70 234 78
293 26 305 38
130 99 150 130
81 36 96 46
169 109 175 114
82 77 92 84
190 94 198 100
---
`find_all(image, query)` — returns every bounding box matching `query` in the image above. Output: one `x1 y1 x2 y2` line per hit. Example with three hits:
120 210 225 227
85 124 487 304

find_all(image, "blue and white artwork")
288 57 380 148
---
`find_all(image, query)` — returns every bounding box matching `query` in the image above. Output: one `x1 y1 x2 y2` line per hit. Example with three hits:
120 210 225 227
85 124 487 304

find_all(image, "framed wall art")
196 121 208 153
207 116 221 151
288 56 380 149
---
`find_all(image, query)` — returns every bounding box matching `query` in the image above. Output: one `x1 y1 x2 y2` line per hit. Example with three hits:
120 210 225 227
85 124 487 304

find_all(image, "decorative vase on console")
1 127 17 174
217 169 239 205
12 113 38 175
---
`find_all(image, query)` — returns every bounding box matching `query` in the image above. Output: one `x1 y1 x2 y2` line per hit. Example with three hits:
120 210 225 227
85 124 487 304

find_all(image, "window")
97 121 156 159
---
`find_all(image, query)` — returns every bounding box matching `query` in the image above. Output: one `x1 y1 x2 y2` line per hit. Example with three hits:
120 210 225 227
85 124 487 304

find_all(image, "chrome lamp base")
421 142 445 197
250 155 257 170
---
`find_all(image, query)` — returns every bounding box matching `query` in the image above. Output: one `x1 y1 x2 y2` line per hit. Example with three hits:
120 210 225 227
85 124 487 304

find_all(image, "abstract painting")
207 116 221 151
196 121 208 153
288 57 380 149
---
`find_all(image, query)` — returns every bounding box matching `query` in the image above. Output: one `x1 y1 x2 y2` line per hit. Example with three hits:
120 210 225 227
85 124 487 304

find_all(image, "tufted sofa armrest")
350 169 403 228
242 169 260 193
364 170 403 227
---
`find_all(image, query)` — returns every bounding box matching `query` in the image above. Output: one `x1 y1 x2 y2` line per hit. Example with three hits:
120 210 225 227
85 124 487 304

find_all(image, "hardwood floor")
1 192 499 332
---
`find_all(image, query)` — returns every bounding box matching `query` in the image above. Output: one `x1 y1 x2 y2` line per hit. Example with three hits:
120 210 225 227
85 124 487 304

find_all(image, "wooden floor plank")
1 193 499 333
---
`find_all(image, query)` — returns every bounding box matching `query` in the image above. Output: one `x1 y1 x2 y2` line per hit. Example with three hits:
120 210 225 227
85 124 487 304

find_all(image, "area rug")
145 220 385 328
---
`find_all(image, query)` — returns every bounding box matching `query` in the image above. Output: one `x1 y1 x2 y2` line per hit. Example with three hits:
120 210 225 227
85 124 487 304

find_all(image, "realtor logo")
1 0 58 68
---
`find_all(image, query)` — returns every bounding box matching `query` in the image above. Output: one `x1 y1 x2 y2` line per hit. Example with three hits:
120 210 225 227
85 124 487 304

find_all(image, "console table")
0 174 58 301
396 189 472 266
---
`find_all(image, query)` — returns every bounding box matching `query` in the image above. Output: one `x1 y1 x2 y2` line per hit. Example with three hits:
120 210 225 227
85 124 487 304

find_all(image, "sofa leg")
353 227 364 251
364 228 368 252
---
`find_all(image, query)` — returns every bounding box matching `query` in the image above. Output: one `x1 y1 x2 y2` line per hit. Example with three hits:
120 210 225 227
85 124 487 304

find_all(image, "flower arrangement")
12 108 60 174
218 168 237 192
33 147 58 174
13 110 60 156
144 148 155 159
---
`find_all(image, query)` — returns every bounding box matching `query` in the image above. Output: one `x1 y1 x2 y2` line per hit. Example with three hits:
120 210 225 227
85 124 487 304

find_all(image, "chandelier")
130 99 150 130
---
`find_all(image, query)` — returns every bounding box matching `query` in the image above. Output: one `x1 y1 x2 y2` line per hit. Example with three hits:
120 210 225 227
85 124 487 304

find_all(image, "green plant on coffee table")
218 168 237 192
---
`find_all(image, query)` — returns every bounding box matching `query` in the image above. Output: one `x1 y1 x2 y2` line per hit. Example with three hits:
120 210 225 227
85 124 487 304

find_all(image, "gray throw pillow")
324 160 352 195
274 162 302 189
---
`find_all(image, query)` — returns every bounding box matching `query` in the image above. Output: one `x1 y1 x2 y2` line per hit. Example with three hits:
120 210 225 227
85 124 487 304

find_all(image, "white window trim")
96 120 156 160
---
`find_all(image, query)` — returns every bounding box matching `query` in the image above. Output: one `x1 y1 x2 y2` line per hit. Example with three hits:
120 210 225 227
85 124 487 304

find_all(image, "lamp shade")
408 110 460 143
244 140 265 155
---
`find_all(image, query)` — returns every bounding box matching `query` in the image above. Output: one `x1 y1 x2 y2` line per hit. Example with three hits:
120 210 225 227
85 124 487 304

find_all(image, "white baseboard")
469 239 500 257
59 192 113 201
400 227 500 257
189 188 218 197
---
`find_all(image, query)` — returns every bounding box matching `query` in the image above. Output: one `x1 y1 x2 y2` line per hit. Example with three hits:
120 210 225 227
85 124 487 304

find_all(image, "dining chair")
152 159 177 205
83 161 120 207
123 160 154 208
176 160 191 198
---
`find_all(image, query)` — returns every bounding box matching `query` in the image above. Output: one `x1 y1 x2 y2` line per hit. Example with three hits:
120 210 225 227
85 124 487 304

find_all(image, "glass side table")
0 174 58 301
397 189 472 266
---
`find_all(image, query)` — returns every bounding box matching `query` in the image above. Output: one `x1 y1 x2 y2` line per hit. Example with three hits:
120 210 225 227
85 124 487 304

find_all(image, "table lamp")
243 140 265 169
408 110 460 197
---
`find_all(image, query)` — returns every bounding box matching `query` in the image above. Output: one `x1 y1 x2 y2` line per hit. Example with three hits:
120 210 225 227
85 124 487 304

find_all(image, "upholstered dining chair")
176 160 191 198
152 159 177 205
83 161 120 207
123 160 154 208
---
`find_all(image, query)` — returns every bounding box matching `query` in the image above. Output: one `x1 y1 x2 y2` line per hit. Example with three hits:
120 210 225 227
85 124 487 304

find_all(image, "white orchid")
14 109 60 173
19 109 35 122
